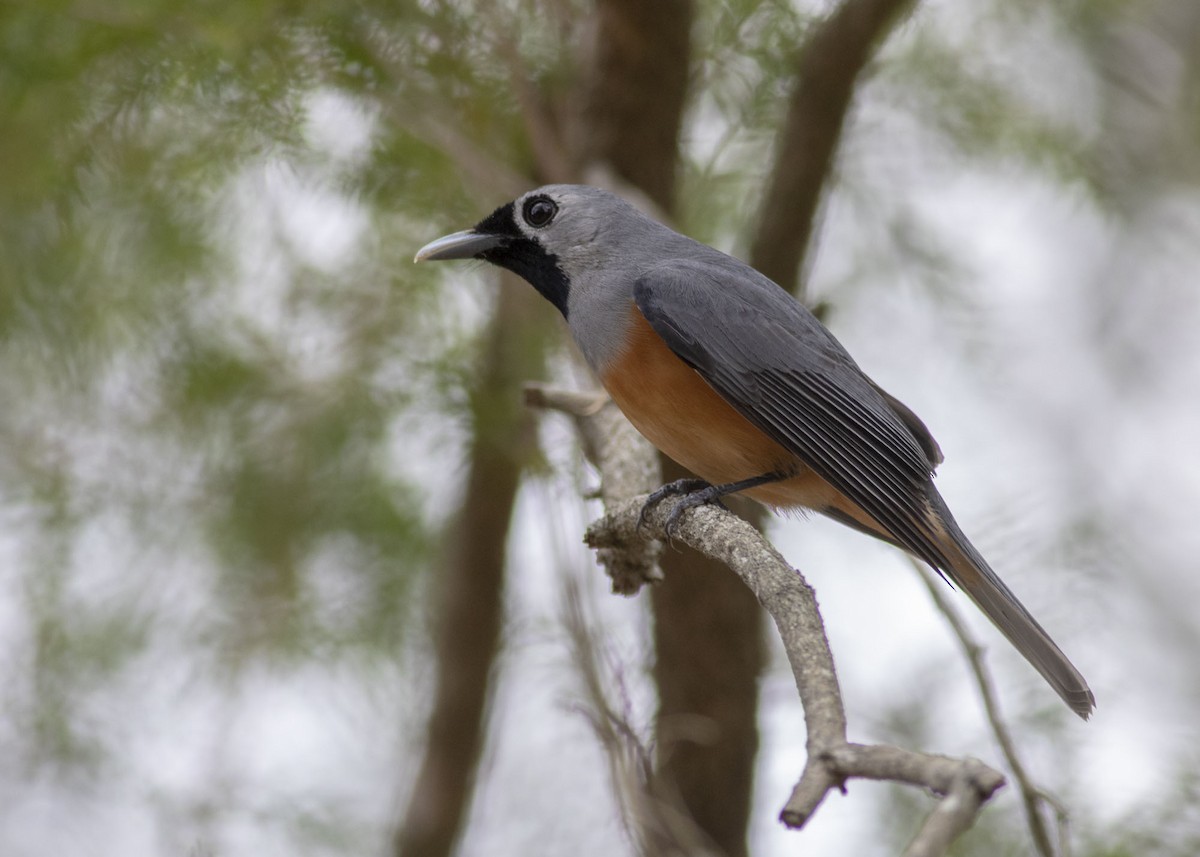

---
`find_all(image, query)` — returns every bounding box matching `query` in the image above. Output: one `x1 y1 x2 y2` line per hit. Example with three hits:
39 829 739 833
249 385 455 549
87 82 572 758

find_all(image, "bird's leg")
638 471 788 539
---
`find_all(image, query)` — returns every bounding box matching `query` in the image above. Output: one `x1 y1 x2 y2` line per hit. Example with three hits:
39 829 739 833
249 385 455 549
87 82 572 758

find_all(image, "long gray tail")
928 494 1096 719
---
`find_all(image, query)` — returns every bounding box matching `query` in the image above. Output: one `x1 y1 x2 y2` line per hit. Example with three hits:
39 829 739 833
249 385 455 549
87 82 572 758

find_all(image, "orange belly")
600 307 843 511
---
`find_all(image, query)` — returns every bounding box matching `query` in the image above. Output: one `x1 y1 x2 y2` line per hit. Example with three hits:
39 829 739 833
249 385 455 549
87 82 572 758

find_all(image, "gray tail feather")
929 497 1096 720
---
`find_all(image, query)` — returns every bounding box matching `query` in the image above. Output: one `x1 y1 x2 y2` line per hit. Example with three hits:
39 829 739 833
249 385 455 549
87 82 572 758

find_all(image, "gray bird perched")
415 184 1096 719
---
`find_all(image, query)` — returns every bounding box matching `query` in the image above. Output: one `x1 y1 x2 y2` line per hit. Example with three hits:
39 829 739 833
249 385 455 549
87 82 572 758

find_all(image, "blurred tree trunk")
394 278 547 857
648 475 764 857
575 0 692 211
575 4 766 856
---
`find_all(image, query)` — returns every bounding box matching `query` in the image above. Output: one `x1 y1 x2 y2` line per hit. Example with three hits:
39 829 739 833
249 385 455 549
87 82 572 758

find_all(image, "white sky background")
2 3 1199 856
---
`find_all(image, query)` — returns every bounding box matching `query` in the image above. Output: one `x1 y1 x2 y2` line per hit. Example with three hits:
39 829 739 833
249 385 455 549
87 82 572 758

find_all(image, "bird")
415 184 1096 719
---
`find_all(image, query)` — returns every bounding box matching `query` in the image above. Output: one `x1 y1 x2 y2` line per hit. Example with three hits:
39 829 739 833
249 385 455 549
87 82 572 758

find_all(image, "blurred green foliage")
0 0 455 764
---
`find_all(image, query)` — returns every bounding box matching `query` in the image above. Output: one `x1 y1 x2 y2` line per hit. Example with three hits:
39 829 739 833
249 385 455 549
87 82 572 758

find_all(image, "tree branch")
573 4 767 853
531 384 1007 853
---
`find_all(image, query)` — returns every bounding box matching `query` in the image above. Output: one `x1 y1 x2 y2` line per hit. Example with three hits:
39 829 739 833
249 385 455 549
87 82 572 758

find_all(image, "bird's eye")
522 196 558 228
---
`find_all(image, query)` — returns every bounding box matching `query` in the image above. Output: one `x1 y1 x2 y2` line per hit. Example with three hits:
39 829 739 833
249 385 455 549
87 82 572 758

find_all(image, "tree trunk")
651 464 764 857
576 0 694 212
576 4 766 856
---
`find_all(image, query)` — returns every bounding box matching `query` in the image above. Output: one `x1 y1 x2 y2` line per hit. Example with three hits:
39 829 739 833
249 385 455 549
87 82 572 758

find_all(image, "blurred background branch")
913 558 1060 857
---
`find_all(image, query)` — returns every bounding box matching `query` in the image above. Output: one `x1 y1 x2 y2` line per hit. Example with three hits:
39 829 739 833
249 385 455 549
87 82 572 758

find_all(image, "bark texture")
585 474 1006 856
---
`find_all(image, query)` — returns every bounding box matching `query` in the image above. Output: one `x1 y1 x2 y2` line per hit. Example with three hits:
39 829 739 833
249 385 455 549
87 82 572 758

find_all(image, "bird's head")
415 185 649 318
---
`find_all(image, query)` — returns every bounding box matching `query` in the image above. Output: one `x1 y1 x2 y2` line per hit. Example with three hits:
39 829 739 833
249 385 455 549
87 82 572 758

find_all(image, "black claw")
663 491 726 538
638 478 711 531
639 479 729 541
638 470 788 543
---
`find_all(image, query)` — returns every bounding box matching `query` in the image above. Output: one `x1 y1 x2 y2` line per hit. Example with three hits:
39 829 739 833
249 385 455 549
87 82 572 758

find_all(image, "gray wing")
634 259 952 572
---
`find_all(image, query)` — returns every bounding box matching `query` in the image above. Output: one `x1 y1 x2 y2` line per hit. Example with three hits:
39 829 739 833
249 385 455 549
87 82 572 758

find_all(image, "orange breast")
600 306 842 510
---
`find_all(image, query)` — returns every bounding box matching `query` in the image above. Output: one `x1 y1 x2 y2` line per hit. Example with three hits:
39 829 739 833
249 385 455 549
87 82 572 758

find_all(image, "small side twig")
903 764 999 857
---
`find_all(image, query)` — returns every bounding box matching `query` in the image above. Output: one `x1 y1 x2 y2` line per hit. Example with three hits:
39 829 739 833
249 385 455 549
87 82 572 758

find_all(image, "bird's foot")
638 479 729 541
